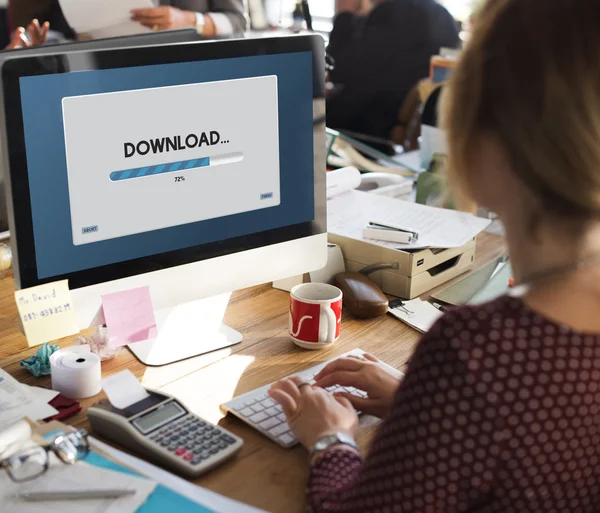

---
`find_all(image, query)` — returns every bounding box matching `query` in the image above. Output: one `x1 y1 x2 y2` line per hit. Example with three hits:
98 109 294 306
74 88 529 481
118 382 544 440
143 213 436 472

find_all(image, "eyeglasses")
0 429 90 482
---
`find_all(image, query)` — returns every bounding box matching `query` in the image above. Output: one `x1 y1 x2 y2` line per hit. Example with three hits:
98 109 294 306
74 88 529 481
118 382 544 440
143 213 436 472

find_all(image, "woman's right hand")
6 19 49 49
314 353 402 418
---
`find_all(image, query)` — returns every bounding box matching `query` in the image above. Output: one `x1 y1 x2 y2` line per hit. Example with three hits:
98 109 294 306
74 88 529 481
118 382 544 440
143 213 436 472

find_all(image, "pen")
431 302 447 312
16 489 137 502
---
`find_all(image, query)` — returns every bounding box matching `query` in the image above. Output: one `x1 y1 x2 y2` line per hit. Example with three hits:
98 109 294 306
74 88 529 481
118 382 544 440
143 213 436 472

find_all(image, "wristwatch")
195 12 205 35
310 432 358 458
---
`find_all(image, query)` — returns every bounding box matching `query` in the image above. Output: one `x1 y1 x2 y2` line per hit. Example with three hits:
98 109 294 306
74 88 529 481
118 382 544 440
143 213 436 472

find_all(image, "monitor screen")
4 37 325 289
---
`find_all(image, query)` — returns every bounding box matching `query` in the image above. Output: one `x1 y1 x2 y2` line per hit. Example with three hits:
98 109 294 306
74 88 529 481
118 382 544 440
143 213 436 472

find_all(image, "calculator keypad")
150 415 238 466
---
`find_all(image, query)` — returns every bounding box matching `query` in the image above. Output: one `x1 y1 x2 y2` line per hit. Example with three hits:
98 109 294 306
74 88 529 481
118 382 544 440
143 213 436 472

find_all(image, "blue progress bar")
110 157 210 182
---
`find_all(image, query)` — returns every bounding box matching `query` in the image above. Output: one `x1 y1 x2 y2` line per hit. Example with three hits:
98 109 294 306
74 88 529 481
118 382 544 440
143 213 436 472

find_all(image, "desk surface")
0 233 504 513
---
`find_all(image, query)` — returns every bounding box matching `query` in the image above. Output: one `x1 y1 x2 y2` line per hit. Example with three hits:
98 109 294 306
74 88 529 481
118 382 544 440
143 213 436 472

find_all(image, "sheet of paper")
59 0 152 36
388 299 443 334
91 437 268 513
0 459 156 513
0 420 32 454
328 190 491 250
25 386 60 404
14 280 80 347
101 370 150 410
102 286 157 347
0 369 58 430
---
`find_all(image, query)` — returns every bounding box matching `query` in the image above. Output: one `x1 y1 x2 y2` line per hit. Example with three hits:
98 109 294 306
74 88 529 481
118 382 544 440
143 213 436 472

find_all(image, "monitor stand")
126 294 243 366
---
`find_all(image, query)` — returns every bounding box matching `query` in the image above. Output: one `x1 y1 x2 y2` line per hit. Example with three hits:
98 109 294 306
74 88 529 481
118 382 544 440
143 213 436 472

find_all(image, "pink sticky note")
102 286 158 348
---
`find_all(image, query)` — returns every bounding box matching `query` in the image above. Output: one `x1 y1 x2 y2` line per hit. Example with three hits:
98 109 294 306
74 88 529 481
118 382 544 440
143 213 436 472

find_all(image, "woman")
269 0 600 511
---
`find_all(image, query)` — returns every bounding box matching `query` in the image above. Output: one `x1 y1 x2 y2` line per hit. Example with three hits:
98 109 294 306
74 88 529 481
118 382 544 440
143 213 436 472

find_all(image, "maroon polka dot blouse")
308 295 600 512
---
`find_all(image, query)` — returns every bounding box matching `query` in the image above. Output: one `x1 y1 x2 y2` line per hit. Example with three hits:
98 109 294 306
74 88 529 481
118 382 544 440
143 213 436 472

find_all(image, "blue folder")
86 451 215 513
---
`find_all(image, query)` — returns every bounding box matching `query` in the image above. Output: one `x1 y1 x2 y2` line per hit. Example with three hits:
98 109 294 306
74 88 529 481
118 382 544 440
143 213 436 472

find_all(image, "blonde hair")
441 0 600 217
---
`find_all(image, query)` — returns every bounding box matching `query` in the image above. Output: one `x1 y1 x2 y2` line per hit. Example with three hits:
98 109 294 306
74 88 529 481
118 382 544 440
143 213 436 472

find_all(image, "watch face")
315 436 334 451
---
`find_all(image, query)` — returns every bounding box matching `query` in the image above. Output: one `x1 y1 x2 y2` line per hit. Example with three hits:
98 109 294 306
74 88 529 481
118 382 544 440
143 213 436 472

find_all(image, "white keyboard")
221 349 393 448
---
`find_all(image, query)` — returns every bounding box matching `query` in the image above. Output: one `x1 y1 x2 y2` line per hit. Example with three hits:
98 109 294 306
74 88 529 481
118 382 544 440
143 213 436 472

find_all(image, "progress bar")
109 152 244 182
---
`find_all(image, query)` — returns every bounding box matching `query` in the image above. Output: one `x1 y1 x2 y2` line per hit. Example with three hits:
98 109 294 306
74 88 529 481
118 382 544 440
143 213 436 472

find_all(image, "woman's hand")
268 376 358 449
130 7 196 31
314 353 402 419
6 19 49 50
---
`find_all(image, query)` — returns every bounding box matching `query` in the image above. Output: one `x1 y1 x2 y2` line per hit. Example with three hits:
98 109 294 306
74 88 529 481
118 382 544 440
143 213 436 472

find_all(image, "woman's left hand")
268 376 358 449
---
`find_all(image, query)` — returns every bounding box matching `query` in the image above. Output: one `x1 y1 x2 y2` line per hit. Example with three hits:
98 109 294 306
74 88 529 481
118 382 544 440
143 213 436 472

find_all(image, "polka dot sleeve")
308 310 505 512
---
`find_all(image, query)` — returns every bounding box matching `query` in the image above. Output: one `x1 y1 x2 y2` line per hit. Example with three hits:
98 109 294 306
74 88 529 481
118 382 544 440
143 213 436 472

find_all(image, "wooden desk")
0 233 504 513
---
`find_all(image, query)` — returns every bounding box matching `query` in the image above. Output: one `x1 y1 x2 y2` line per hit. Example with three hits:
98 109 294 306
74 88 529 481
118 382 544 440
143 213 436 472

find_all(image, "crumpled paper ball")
20 342 59 377
74 326 120 361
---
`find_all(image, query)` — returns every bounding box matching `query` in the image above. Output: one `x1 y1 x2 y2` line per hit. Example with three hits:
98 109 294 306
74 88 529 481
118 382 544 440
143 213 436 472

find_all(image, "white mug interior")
291 283 342 304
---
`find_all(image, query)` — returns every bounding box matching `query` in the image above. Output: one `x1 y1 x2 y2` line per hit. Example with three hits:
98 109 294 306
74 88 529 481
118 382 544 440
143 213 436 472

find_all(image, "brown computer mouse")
333 272 388 318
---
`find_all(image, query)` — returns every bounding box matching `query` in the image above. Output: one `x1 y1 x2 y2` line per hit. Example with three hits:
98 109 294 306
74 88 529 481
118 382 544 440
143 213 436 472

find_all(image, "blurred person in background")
130 0 246 37
327 0 459 142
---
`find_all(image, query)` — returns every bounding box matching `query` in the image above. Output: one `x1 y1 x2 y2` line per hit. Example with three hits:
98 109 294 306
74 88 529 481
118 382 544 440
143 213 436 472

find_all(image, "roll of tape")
50 345 102 399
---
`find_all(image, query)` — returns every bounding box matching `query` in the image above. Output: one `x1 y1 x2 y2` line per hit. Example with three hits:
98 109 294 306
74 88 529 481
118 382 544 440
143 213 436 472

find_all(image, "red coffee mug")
289 283 343 349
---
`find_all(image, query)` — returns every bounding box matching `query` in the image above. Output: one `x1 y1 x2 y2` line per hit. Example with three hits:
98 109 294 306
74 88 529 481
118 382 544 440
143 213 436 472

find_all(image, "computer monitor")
2 35 327 365
0 28 206 234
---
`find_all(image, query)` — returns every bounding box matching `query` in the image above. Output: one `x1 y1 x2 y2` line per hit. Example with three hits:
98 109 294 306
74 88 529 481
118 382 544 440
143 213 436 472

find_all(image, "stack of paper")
328 190 490 250
0 369 58 430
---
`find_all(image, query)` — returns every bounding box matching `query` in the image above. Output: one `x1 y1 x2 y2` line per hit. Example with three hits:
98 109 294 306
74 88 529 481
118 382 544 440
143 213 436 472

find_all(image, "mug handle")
322 305 337 344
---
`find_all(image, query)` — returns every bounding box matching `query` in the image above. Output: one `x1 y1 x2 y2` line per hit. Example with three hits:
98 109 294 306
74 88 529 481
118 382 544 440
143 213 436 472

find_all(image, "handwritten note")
102 286 157 348
14 280 79 347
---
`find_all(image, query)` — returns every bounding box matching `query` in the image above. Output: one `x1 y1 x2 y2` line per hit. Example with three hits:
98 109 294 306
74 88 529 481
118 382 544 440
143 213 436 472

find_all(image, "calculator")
88 389 243 477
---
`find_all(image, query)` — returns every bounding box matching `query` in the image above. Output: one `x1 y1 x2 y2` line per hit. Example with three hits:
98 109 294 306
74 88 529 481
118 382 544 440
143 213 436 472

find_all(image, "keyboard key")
276 413 286 423
210 448 219 454
170 435 180 442
189 426 198 432
168 444 178 452
250 404 264 413
269 423 289 437
184 453 194 461
193 448 203 455
259 417 281 430
180 430 189 436
279 433 295 445
220 435 236 444
192 457 204 465
242 398 256 407
265 407 280 417
204 426 214 432
175 448 186 456
261 398 276 408
160 440 170 447
218 441 228 449
185 443 195 450
239 407 254 417
250 412 268 423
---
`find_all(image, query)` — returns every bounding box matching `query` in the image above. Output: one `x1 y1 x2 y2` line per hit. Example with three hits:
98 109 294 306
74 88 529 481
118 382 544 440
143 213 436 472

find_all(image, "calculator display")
132 402 185 434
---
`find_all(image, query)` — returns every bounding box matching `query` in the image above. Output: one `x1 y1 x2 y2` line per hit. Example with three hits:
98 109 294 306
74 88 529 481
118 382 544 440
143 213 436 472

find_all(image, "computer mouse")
333 272 388 318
